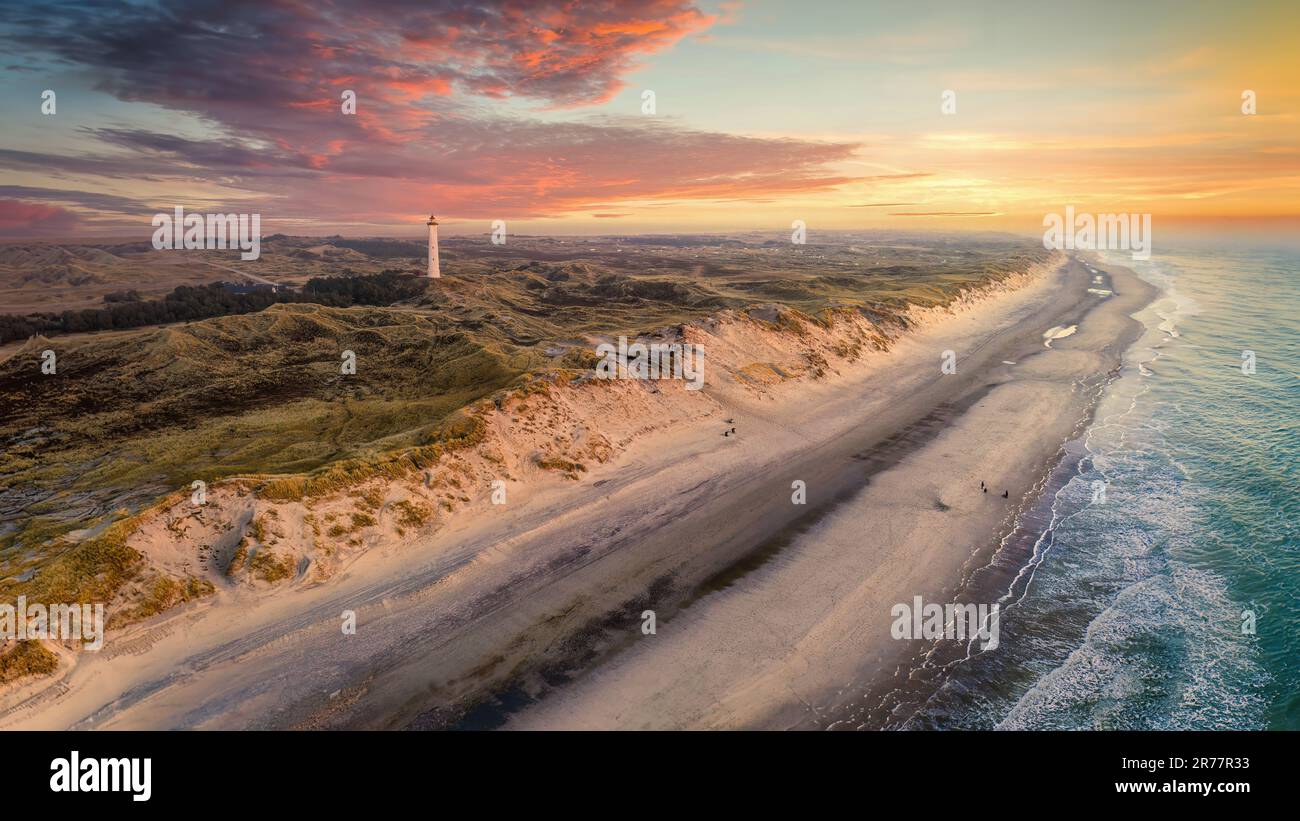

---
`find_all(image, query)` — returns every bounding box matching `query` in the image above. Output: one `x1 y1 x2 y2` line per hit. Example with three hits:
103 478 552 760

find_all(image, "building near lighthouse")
426 215 440 278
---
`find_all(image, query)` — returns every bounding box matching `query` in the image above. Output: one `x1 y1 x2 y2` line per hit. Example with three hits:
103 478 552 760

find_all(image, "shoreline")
830 256 1161 730
504 256 1156 730
0 252 1140 730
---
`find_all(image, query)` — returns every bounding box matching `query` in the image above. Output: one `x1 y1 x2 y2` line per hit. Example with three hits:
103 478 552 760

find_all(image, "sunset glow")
1 0 1297 240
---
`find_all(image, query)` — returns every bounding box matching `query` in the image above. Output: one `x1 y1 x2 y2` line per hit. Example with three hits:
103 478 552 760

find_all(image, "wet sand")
0 253 1152 731
507 257 1155 730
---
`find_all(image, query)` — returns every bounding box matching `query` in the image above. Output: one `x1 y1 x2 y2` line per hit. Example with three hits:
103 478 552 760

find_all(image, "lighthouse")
426 215 440 278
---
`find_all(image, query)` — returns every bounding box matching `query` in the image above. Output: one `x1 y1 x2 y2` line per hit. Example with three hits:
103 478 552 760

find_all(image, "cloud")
0 119 861 226
0 1 867 227
267 116 860 222
888 211 998 217
857 173 933 182
4 1 716 108
0 186 154 215
0 199 79 235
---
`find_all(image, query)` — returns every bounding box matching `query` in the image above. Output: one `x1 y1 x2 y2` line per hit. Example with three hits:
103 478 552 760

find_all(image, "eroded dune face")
0 237 1059 683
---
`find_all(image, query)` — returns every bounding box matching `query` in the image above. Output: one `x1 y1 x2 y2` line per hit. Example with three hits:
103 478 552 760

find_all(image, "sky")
1 0 1297 242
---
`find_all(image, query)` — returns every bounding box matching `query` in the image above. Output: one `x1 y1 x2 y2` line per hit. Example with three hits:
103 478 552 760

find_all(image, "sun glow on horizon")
0 0 1297 240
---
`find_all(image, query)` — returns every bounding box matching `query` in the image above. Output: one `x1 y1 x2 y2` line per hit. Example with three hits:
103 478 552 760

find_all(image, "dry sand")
0 252 1153 730
508 258 1155 729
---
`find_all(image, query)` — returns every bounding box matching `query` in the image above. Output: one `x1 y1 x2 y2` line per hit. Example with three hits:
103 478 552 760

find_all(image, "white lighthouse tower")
426 215 440 278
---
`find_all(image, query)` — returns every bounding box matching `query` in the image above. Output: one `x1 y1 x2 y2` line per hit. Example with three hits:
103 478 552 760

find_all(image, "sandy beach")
509 256 1156 730
0 251 1155 730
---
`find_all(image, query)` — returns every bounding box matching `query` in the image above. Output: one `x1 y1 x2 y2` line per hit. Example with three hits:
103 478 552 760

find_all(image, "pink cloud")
1 1 866 229
0 200 79 235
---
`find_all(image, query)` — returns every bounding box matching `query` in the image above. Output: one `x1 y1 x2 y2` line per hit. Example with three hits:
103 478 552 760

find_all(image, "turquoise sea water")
897 247 1299 730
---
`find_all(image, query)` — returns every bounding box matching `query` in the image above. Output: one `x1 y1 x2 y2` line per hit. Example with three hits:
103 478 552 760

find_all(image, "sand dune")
0 251 1159 731
509 260 1153 729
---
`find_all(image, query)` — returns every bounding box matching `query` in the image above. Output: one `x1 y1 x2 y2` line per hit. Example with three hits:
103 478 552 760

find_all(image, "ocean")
883 247 1299 730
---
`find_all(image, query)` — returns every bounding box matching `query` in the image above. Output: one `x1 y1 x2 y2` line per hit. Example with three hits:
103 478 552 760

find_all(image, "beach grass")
0 234 1054 673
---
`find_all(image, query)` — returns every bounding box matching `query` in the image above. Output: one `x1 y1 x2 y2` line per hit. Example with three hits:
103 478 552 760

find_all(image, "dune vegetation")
0 232 1053 678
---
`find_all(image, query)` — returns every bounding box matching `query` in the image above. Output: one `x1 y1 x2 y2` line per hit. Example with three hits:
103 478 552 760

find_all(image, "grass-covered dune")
0 233 1056 671
0 302 527 557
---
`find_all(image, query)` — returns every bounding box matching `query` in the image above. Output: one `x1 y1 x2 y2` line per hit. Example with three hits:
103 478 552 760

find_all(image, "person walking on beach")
1002 490 1009 498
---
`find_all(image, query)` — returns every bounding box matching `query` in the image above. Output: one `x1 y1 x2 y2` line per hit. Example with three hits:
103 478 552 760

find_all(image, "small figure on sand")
1002 490 1009 498
731 427 736 434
